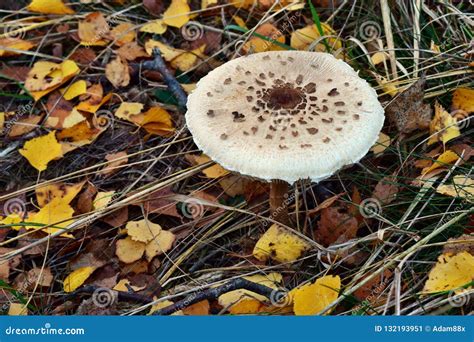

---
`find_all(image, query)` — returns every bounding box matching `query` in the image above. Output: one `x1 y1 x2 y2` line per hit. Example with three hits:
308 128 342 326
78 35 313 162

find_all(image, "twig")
73 285 153 305
152 278 275 315
141 48 188 110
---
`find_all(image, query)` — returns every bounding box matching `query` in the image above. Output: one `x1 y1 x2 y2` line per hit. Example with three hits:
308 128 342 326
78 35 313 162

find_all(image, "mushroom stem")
270 179 290 225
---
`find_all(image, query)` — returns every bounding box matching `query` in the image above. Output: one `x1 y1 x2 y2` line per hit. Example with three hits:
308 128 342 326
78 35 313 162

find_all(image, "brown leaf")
385 76 432 134
117 42 148 61
76 182 98 214
129 186 180 217
0 65 30 82
183 300 210 315
100 151 128 176
102 206 129 227
13 267 53 289
372 176 399 205
315 205 359 246
353 269 392 304
8 114 43 138
443 234 474 255
0 247 21 279
45 91 73 129
70 47 97 64
105 57 130 88
143 0 165 16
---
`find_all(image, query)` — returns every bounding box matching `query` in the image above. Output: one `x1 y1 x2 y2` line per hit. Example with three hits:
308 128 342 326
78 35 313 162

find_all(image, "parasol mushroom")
185 51 385 225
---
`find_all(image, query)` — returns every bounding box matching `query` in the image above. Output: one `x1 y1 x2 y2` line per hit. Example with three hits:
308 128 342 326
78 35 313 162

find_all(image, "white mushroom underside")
186 51 385 183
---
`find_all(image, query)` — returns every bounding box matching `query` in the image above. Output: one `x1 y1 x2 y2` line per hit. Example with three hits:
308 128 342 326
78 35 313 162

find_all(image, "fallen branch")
152 278 275 315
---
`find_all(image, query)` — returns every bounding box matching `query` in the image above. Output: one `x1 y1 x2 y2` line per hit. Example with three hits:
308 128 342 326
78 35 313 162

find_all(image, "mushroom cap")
186 51 385 183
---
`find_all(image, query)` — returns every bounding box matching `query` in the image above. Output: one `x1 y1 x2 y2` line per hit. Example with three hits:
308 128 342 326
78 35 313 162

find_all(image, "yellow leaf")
76 92 112 113
218 273 282 314
27 0 75 14
26 198 74 237
0 112 4 131
105 57 130 88
293 275 340 315
201 0 218 9
0 213 23 230
93 191 115 210
145 40 205 71
233 16 247 29
181 83 196 94
8 303 28 315
422 252 474 293
110 23 136 46
60 80 87 100
113 278 146 292
63 108 86 129
452 87 474 114
253 224 311 263
436 175 474 203
116 236 146 263
19 131 63 171
182 300 210 315
78 12 110 46
114 102 144 121
370 132 392 155
290 23 342 54
63 266 97 293
126 219 162 243
422 150 459 175
140 20 167 35
371 51 388 65
36 181 85 207
188 154 229 178
372 73 398 97
138 107 175 136
0 38 35 57
145 229 176 261
428 102 460 145
244 23 285 53
162 0 190 28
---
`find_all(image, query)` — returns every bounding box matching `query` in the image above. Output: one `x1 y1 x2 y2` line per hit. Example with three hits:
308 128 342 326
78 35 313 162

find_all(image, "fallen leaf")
372 73 398 97
385 76 432 134
27 0 74 15
422 252 474 293
126 219 162 243
35 181 85 207
293 275 340 315
110 23 136 46
372 176 398 205
8 303 28 315
443 234 474 256
428 102 460 145
8 114 43 138
0 38 35 57
315 205 359 246
116 237 146 263
145 40 205 71
182 300 210 315
16 267 54 288
149 299 183 315
60 80 87 100
436 175 474 203
63 266 97 292
143 0 165 15
78 12 110 46
253 224 311 263
144 229 176 261
451 87 474 114
135 106 175 136
105 56 130 88
370 132 392 155
93 191 115 210
244 23 285 53
117 42 148 61
19 131 63 171
422 150 459 175
140 20 167 35
26 198 74 236
113 278 146 292
218 273 282 314
291 23 342 54
185 154 229 178
100 151 128 176
62 108 86 129
115 102 144 121
162 0 190 28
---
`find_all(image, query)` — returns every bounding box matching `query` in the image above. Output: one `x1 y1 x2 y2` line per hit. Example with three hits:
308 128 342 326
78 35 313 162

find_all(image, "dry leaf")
60 80 87 100
26 198 74 237
110 23 136 46
19 131 63 171
93 191 115 210
115 236 146 263
63 266 97 292
78 12 110 46
182 300 210 315
162 0 190 28
385 76 432 134
115 102 144 121
8 303 28 315
27 0 74 15
370 132 392 155
140 20 167 35
126 219 162 243
452 87 474 114
0 38 35 57
422 150 459 175
8 114 43 138
253 224 311 263
372 176 398 205
145 230 176 261
186 154 229 178
436 175 474 203
100 151 128 176
117 42 148 61
244 23 285 53
35 181 85 207
145 40 205 71
428 102 460 145
135 106 175 136
293 275 340 315
105 57 130 88
315 205 359 246
422 252 474 293
290 23 342 55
